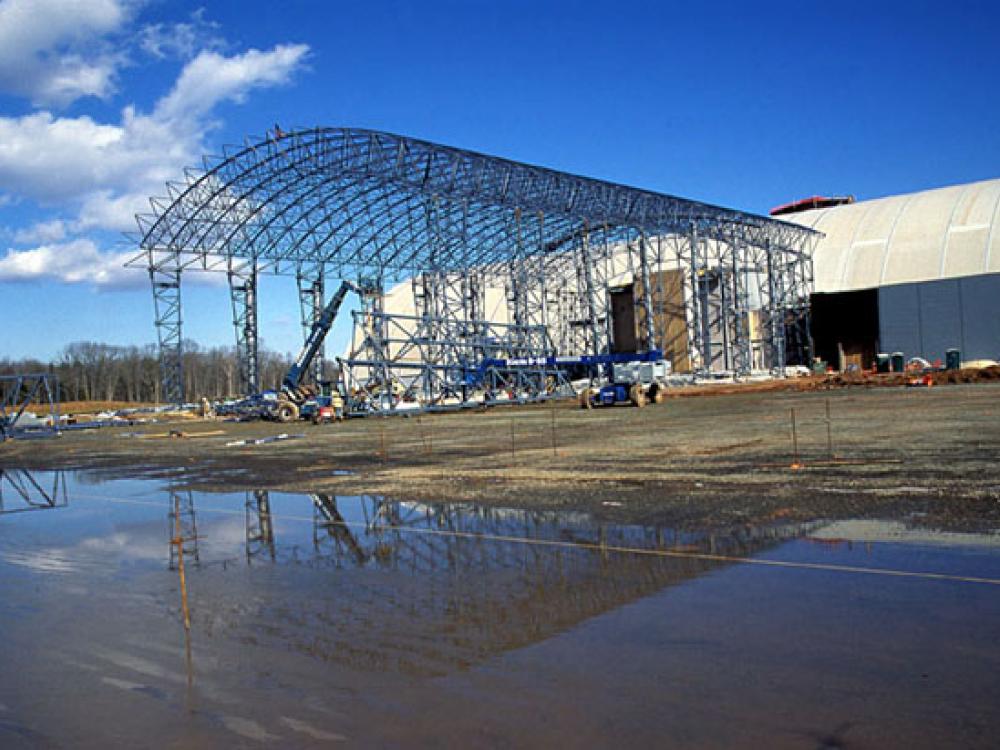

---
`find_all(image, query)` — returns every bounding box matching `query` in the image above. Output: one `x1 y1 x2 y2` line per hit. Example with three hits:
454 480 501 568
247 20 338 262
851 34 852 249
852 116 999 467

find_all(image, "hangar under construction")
132 127 818 408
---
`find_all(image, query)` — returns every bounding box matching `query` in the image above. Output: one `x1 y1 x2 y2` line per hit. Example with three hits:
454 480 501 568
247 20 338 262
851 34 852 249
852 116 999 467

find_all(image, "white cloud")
0 0 310 294
0 111 133 201
0 238 143 288
155 44 309 122
0 0 131 106
0 44 308 207
76 190 149 233
0 39 309 289
13 218 66 244
138 8 224 61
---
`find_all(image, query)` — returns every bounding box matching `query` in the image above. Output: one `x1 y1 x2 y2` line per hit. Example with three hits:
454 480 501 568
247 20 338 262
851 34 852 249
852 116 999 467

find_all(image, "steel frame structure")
133 127 819 403
341 308 569 408
0 373 60 440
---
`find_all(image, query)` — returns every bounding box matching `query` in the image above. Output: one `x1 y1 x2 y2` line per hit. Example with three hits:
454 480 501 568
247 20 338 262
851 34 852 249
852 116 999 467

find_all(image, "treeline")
1 341 295 404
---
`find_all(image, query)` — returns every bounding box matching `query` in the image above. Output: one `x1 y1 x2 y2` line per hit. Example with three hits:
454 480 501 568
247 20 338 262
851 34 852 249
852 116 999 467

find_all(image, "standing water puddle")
1 469 999 748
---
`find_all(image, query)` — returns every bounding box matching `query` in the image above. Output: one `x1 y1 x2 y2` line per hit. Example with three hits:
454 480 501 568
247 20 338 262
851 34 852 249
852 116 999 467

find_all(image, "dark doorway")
610 285 637 353
810 289 879 370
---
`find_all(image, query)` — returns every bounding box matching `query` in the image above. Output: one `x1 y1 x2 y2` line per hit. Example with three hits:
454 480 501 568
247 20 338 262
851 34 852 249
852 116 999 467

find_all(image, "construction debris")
224 433 304 448
117 429 226 439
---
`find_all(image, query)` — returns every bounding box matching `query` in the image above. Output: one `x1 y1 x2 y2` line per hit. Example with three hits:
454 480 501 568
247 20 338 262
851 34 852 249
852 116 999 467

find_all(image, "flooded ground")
4 385 999 532
1 469 999 748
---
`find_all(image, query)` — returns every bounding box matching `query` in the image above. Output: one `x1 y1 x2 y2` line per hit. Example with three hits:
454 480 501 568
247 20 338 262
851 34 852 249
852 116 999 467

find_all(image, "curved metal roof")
134 127 817 279
781 178 1000 293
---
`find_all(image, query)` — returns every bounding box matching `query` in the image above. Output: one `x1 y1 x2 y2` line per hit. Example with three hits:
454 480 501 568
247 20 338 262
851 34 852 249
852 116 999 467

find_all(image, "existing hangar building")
780 179 1000 369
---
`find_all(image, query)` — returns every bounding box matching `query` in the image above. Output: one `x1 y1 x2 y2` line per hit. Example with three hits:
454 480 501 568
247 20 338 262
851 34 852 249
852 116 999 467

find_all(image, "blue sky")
1 0 998 361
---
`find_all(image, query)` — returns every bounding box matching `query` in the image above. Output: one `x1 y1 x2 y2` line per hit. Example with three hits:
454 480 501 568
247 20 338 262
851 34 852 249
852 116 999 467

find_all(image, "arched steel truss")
133 127 819 403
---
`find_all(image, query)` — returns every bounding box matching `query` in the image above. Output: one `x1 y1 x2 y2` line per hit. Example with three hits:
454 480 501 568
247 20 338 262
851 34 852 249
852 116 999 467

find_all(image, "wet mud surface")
1 472 998 747
3 383 999 532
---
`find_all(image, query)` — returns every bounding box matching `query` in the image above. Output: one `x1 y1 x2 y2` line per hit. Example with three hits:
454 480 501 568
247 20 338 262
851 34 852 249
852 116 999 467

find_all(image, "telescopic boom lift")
268 279 360 422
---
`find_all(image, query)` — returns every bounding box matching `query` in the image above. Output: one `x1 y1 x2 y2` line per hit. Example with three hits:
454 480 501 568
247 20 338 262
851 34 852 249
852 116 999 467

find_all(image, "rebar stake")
825 398 834 460
550 403 558 457
790 407 801 469
173 496 191 632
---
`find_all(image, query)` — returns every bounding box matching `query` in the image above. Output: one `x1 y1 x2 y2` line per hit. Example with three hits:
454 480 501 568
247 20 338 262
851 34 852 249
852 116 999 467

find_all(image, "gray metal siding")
959 275 1000 360
917 279 962 361
878 284 922 357
878 273 1000 362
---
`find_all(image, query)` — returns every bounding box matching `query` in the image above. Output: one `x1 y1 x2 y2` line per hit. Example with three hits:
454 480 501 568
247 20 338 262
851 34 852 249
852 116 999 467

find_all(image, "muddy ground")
3 381 999 531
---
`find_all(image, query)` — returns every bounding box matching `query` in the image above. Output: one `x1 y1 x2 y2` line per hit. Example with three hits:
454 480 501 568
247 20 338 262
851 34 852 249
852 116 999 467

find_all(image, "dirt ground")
3 381 999 531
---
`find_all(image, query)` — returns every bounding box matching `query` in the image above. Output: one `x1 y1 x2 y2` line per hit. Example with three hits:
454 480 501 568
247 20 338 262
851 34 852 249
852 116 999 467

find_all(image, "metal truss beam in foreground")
133 127 819 403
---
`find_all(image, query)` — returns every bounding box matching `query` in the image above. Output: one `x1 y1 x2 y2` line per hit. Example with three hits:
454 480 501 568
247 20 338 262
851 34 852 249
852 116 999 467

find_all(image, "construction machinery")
475 350 670 409
577 353 671 409
262 280 361 423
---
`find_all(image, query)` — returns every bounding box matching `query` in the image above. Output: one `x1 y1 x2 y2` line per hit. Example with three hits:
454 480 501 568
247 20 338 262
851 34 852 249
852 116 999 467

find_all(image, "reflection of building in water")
312 493 369 565
228 490 821 676
168 489 200 570
0 469 67 515
245 490 275 563
809 520 1000 549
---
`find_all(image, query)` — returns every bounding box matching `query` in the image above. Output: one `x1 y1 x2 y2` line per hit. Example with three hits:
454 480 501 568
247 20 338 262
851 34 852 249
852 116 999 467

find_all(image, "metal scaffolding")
133 127 819 403
0 373 60 440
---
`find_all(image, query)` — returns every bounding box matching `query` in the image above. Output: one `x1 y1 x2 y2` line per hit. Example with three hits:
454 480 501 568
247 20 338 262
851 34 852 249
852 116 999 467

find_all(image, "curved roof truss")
134 127 818 282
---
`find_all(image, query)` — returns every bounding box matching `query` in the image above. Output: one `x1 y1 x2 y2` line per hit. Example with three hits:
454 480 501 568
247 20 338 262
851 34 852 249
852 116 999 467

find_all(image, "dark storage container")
946 348 961 370
876 353 890 373
891 352 905 372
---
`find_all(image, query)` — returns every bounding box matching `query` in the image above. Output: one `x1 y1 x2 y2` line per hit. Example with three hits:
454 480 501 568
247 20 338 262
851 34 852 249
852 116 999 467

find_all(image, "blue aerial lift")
476 350 670 408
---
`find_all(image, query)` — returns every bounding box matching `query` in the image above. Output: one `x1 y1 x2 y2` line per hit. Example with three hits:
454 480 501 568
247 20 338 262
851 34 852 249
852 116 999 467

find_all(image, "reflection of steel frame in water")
0 373 60 440
0 469 67 515
312 493 369 565
168 490 200 570
245 490 276 563
307 496 824 577
228 495 826 675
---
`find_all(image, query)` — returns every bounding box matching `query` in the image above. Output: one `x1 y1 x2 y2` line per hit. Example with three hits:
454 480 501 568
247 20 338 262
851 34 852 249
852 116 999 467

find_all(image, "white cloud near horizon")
0 239 142 288
0 238 231 290
0 5 309 289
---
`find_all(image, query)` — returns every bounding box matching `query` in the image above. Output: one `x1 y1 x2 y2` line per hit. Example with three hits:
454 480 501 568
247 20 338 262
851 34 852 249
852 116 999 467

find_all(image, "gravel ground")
3 381 999 531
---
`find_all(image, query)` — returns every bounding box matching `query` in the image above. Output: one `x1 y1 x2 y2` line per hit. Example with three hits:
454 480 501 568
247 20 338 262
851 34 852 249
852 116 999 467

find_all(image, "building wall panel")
878 273 1000 363
959 275 1000 361
878 284 922 358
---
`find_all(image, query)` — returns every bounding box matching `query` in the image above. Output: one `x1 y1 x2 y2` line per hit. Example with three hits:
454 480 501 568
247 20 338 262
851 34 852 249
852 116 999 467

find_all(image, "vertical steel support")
412 270 441 401
228 262 259 395
698 240 714 372
766 240 786 375
685 226 707 375
580 226 601 358
297 264 325 385
149 253 184 404
637 234 655 351
802 250 816 365
728 238 751 377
